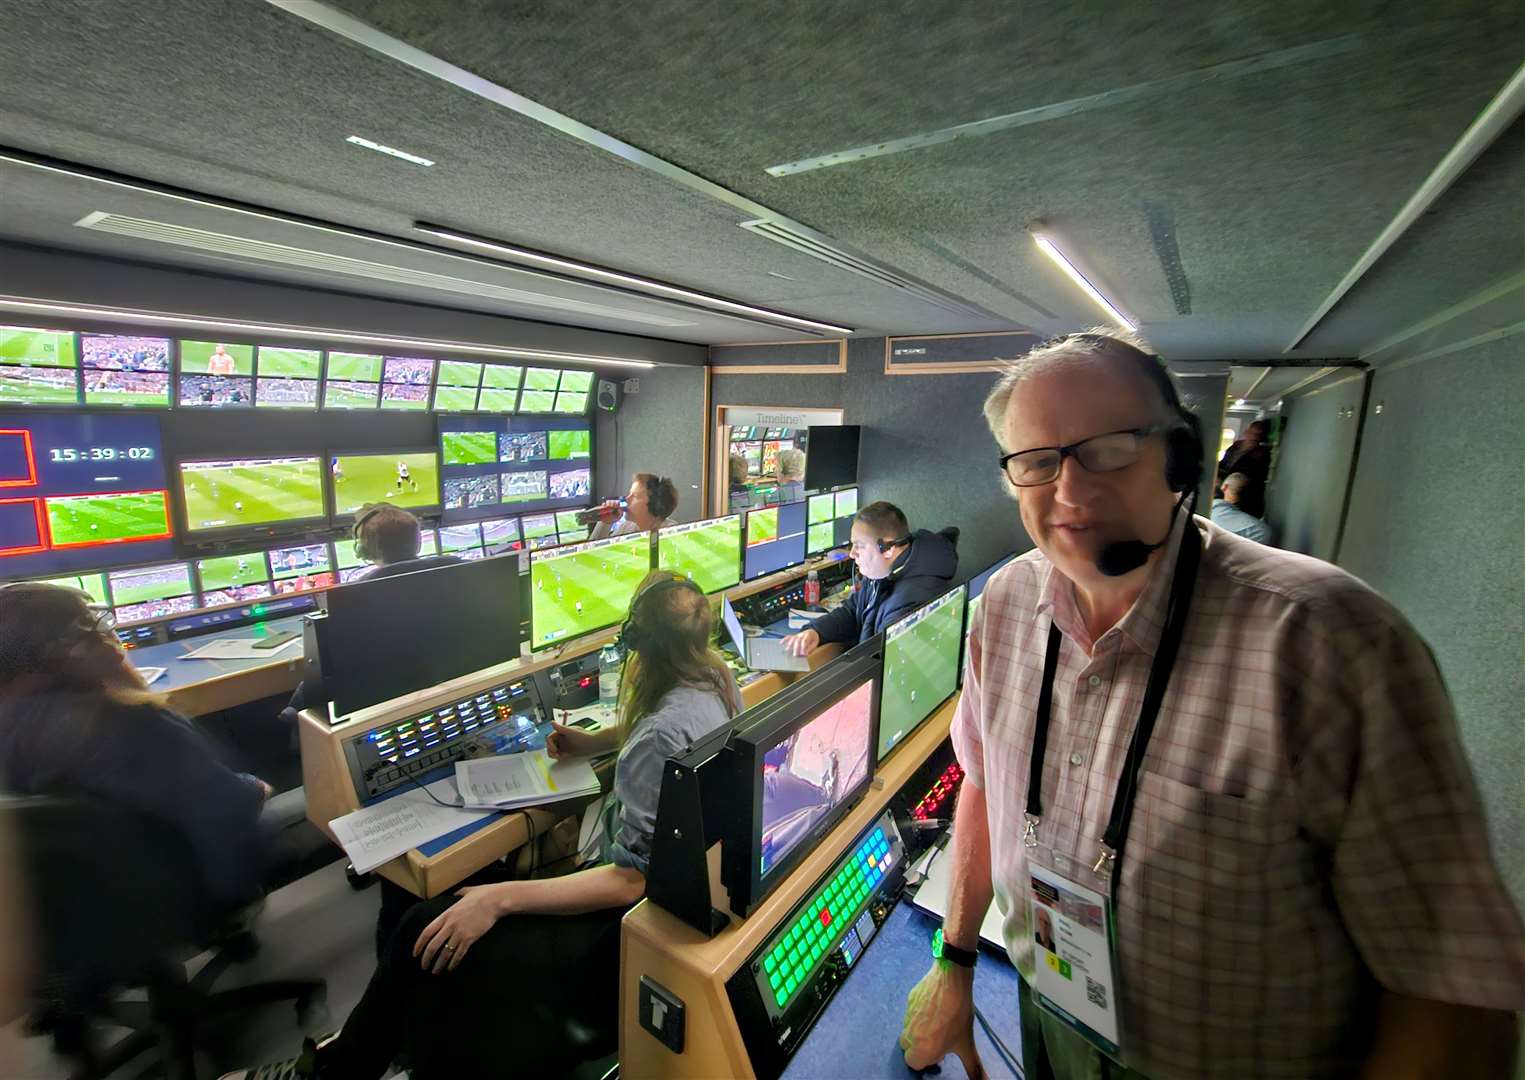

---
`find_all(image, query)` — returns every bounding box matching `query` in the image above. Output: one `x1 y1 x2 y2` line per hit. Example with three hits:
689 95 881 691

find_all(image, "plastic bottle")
598 643 621 707
804 569 821 607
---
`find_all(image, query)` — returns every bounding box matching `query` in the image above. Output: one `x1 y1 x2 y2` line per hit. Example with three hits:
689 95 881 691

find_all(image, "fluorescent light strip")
415 224 854 335
1031 233 1136 332
345 134 434 167
0 150 849 336
0 296 656 368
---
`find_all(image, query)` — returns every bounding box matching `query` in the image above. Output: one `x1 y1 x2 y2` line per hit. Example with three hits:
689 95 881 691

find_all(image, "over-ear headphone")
352 503 387 563
618 574 704 652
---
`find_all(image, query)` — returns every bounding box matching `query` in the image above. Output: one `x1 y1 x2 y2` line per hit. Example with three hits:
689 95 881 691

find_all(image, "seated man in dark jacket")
783 501 958 656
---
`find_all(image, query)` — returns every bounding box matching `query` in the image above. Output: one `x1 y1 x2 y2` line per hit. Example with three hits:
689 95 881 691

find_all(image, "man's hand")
546 720 602 759
782 628 820 657
899 961 984 1079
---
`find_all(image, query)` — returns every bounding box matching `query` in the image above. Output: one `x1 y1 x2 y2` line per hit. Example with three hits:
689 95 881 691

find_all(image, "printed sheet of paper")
329 779 493 874
179 636 301 661
454 749 598 810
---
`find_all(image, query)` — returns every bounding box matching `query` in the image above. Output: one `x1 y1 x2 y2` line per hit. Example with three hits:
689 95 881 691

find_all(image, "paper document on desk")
179 636 300 661
454 750 598 810
330 780 493 875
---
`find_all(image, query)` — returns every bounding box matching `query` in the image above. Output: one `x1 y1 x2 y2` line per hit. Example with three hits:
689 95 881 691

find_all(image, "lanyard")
1024 522 1203 878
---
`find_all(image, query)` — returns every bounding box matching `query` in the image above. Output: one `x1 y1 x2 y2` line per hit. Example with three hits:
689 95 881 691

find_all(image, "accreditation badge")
1027 844 1124 1061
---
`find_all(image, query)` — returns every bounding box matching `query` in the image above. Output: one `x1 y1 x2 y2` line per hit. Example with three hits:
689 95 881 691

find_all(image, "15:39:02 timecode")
48 447 156 462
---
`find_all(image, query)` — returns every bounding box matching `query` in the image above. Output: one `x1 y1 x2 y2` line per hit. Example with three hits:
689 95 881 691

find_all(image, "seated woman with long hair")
0 583 271 912
228 570 741 1079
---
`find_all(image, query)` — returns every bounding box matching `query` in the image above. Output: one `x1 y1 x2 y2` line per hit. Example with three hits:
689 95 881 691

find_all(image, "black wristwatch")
932 927 979 969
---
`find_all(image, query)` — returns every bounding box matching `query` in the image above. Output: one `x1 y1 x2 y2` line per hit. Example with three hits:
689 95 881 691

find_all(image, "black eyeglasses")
999 427 1160 487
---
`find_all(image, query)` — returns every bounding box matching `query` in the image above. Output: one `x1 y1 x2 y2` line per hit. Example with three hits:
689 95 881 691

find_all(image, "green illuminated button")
769 970 782 989
786 974 797 993
765 954 777 973
775 988 787 1007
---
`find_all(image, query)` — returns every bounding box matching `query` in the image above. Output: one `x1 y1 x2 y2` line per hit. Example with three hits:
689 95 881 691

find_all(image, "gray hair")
982 328 1178 450
1221 471 1251 496
776 448 805 480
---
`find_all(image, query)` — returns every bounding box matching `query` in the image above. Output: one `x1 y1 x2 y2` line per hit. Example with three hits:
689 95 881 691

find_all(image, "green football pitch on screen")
109 564 193 606
256 347 322 378
179 341 254 375
0 367 78 403
548 429 591 460
181 458 324 532
326 352 383 381
808 494 834 525
45 492 171 547
0 326 77 366
332 452 439 515
35 572 109 605
530 535 651 648
658 516 741 594
197 553 269 591
747 507 778 546
442 431 497 465
878 585 966 760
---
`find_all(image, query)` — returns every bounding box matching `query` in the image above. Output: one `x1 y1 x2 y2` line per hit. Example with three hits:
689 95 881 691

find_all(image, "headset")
351 503 389 564
618 573 704 652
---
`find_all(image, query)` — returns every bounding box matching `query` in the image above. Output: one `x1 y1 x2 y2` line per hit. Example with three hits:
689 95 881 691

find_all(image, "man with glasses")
782 501 957 655
899 331 1523 1079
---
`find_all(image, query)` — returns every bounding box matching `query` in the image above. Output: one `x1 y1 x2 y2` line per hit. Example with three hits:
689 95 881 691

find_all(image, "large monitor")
806 485 859 555
0 412 174 576
177 455 326 536
0 325 79 406
878 584 967 761
80 333 171 407
657 515 742 595
743 500 808 581
804 426 860 491
329 449 441 518
437 416 593 522
317 556 522 718
528 532 651 650
720 638 881 915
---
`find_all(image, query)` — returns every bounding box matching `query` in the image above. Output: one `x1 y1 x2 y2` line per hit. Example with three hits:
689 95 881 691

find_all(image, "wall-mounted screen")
109 562 197 625
0 326 79 406
548 429 590 461
35 571 110 605
254 346 321 409
178 456 325 535
0 412 174 575
554 509 586 539
553 370 594 414
330 450 441 518
657 515 742 595
480 516 523 553
197 552 273 608
438 416 593 523
438 523 485 560
477 364 522 412
434 360 483 412
178 340 253 409
529 532 652 650
81 334 171 407
379 356 434 411
323 352 383 409
804 425 861 491
521 512 558 549
806 485 859 555
517 389 555 414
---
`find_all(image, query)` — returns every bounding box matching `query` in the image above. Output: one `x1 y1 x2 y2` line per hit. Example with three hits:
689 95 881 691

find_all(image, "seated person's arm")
546 721 619 759
799 589 861 647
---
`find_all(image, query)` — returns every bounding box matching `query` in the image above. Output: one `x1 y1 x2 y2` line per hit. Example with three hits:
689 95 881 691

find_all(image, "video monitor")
523 367 560 392
377 356 434 412
806 485 859 555
554 509 587 539
444 474 500 511
743 500 808 582
434 360 483 412
0 326 78 407
480 516 523 554
178 341 253 409
197 552 273 608
804 426 861 491
439 523 485 559
517 389 555 414
529 532 652 650
323 352 383 409
548 467 590 501
319 556 522 718
807 493 834 526
0 413 174 575
720 639 881 915
548 429 590 461
834 487 859 518
178 456 325 535
478 364 523 412
253 346 321 409
500 430 546 464
442 430 497 466
79 334 171 407
109 562 198 625
879 585 967 760
35 571 110 605
658 515 742 595
501 469 548 504
521 513 557 548
330 450 441 518
268 543 334 593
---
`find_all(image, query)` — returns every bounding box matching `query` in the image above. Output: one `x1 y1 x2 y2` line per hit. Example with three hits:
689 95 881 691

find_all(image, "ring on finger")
446 942 456 951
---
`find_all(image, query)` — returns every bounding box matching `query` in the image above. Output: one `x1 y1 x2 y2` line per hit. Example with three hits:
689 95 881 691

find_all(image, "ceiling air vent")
738 218 992 320
73 212 690 328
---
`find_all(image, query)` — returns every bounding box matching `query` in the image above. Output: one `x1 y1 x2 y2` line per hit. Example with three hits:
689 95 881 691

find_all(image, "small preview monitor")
318 555 522 718
253 346 321 409
35 571 110 605
80 334 171 407
658 515 742 595
804 426 861 491
548 429 590 461
268 542 334 594
323 351 383 409
434 360 484 411
523 367 560 392
521 512 557 548
178 340 253 409
442 430 498 466
500 430 547 464
517 389 555 414
743 500 808 581
444 474 500 511
379 356 434 412
720 639 881 914
330 449 441 518
478 364 523 412
554 509 587 540
439 522 485 559
109 561 198 625
529 531 652 649
480 516 523 553
0 325 79 406
500 469 548 505
548 467 590 502
178 456 325 535
0 412 174 575
197 551 273 608
879 584 967 760
833 487 859 519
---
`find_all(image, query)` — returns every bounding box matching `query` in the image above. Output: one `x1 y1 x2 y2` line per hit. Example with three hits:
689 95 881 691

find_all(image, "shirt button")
1069 752 1085 766
1087 675 1102 689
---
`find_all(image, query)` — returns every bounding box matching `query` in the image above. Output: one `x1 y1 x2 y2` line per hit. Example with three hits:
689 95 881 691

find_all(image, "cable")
974 1004 1024 1078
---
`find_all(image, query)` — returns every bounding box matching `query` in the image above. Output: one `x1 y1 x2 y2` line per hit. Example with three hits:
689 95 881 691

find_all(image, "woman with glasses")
0 583 272 912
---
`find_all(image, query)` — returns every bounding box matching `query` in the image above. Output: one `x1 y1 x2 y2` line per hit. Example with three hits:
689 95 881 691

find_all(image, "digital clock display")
0 413 173 575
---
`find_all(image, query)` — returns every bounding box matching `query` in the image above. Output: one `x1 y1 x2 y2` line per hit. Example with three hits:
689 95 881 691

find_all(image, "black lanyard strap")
1023 522 1204 874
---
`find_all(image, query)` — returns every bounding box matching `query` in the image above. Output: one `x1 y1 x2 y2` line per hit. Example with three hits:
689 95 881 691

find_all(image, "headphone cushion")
1164 425 1204 493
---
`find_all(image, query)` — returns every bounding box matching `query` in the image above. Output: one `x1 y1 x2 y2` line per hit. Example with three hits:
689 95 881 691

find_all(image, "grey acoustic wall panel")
1338 335 1525 906
593 365 706 524
1265 374 1367 560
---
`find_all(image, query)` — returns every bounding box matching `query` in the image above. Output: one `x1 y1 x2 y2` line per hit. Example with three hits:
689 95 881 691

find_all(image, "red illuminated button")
820 909 832 928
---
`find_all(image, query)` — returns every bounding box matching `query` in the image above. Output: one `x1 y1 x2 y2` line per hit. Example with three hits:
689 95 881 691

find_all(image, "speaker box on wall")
597 379 619 411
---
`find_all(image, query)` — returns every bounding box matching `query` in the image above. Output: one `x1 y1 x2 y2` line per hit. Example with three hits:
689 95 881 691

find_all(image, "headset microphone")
1094 490 1193 578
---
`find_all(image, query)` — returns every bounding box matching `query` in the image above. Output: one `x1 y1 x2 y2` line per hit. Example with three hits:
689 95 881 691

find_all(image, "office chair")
5 794 326 1080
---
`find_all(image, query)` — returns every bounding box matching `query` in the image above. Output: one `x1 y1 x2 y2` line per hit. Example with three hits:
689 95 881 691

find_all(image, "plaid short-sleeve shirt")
953 514 1525 1079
